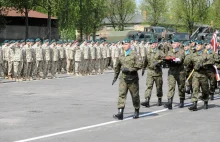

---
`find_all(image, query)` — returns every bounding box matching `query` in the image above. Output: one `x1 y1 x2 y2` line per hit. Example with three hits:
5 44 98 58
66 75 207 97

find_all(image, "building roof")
4 8 57 19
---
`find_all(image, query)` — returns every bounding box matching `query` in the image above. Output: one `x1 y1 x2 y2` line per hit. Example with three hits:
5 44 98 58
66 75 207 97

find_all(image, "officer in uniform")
112 38 142 120
164 39 186 110
184 41 210 111
141 40 165 107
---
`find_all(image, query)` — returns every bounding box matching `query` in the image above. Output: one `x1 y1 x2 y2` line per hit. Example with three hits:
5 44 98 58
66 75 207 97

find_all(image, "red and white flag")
211 31 218 52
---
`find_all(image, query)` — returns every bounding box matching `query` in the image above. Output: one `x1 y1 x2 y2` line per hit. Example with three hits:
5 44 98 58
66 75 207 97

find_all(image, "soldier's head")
183 41 190 51
196 41 204 51
35 38 41 45
3 40 9 46
15 40 20 46
122 38 131 51
150 40 158 49
205 42 213 50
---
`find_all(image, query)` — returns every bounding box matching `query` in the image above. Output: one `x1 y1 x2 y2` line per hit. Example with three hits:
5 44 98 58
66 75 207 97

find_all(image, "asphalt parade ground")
1 69 220 142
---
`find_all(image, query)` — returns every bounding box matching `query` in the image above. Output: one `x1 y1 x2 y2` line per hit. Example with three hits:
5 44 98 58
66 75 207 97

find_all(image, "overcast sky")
136 0 141 5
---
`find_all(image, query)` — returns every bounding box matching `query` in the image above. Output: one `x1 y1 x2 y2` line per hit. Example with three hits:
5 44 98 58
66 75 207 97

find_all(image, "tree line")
0 0 219 41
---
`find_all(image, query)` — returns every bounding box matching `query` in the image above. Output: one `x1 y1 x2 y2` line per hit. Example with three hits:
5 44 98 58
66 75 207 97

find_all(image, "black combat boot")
185 87 191 94
210 94 214 100
204 101 208 109
141 98 150 107
179 98 184 108
113 108 124 120
133 108 139 119
157 98 162 106
188 101 197 111
164 98 172 110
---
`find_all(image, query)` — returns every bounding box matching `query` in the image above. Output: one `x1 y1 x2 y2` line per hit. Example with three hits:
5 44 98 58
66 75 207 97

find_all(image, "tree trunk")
25 8 29 41
92 31 96 41
47 6 52 41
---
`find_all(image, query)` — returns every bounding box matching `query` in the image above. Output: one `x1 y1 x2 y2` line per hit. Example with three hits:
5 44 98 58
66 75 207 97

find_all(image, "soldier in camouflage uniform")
42 39 51 79
23 39 34 81
66 42 75 74
205 42 218 100
75 43 83 76
184 41 210 111
57 41 66 74
82 42 90 75
50 40 59 78
10 40 23 81
32 38 43 79
112 38 142 120
96 42 102 74
141 40 165 107
164 40 186 110
89 42 97 74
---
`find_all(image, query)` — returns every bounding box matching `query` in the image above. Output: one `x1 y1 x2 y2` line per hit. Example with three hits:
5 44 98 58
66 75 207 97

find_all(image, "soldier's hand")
142 68 145 76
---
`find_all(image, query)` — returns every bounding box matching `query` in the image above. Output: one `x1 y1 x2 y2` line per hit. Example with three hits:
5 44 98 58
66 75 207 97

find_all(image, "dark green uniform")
114 50 142 109
167 48 185 99
205 49 218 98
143 47 165 99
184 50 210 103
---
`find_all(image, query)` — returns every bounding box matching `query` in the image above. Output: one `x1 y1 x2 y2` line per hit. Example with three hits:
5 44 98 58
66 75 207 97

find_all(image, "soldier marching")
1 37 220 120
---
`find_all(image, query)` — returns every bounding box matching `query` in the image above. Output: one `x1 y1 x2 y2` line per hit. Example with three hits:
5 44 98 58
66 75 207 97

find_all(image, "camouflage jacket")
167 48 185 74
205 49 218 72
184 50 209 78
143 48 165 76
114 50 142 80
184 50 193 73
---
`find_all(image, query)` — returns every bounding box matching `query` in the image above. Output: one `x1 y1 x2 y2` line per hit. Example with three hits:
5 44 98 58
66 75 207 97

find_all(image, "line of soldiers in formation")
112 38 220 120
0 38 129 81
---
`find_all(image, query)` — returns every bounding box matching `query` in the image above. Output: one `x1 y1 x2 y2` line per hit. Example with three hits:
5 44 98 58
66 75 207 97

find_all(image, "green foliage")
141 0 167 26
106 0 136 31
170 0 210 34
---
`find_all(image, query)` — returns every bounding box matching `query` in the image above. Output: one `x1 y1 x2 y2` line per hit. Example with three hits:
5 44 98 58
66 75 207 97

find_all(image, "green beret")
35 38 41 42
195 40 203 45
44 39 49 43
3 40 9 43
122 38 131 44
149 39 157 44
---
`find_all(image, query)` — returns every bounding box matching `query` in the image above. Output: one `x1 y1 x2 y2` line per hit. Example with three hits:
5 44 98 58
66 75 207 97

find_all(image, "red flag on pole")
211 31 218 52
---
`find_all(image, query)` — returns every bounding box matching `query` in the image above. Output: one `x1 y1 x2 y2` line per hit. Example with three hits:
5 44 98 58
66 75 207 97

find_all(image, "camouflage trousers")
192 76 209 102
89 59 97 74
51 61 58 77
0 63 4 77
3 60 8 75
112 58 117 69
82 59 90 74
58 58 66 73
167 72 185 99
145 75 163 99
100 58 107 73
66 59 74 73
75 61 81 74
32 61 43 77
206 71 217 94
23 62 32 78
43 61 51 78
118 78 140 109
7 61 13 76
13 61 21 77
96 59 101 73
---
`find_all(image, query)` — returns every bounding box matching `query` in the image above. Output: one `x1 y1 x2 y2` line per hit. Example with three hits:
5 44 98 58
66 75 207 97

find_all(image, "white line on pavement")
14 96 220 142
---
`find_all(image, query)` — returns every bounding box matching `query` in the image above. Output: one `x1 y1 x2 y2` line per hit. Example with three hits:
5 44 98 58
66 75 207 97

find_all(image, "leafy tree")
106 0 136 31
172 0 210 34
140 0 167 26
